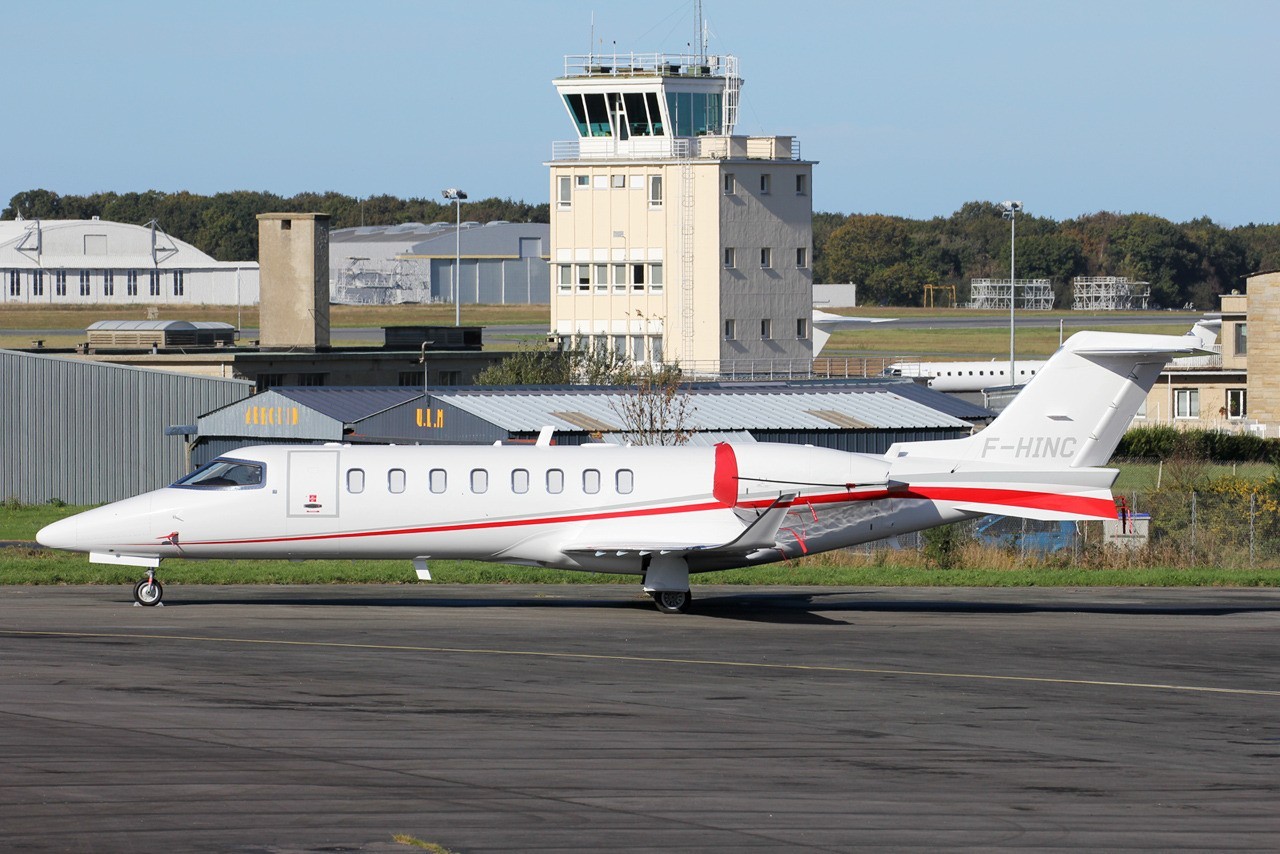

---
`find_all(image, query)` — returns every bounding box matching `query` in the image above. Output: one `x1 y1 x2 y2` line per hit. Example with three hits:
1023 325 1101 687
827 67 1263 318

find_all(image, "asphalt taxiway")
2 584 1277 852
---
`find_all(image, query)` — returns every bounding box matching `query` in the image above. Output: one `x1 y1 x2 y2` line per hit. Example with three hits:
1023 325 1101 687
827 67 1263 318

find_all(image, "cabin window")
470 468 489 494
388 469 406 494
583 469 601 494
512 468 530 494
173 458 263 490
346 469 365 494
547 469 564 494
616 469 634 494
429 468 447 494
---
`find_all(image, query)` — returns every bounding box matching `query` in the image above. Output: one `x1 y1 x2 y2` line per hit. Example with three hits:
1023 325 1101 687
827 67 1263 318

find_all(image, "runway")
2 584 1277 852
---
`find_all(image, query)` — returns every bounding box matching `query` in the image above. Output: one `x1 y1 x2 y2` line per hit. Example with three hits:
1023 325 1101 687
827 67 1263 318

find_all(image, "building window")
760 174 771 194
796 247 808 268
149 270 161 296
79 270 91 296
438 370 461 386
575 175 589 188
429 469 447 494
546 468 564 494
9 271 20 296
127 271 138 296
612 263 627 293
796 174 807 195
255 373 283 391
54 270 67 296
761 319 773 340
470 469 488 494
346 469 365 494
102 270 114 296
558 264 572 293
512 469 530 494
172 270 184 296
583 469 601 494
576 264 590 291
648 175 662 206
297 372 327 386
760 247 772 269
631 263 645 290
32 271 43 296
724 319 736 341
651 334 663 362
398 371 423 387
649 262 663 292
388 469 406 494
1234 323 1248 356
796 318 808 339
594 263 608 293
723 173 736 195
611 174 626 188
1227 389 1247 419
616 469 634 494
1174 388 1199 419
723 247 736 269
558 175 572 208
281 219 291 230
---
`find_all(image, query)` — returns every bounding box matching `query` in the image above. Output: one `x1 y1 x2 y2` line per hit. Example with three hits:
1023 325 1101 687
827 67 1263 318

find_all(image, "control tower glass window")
564 94 589 136
665 92 723 137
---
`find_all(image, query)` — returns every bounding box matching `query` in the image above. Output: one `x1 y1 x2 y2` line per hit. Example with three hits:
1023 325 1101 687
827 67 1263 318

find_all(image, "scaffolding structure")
967 278 1054 310
1071 276 1151 311
923 283 957 308
333 258 431 305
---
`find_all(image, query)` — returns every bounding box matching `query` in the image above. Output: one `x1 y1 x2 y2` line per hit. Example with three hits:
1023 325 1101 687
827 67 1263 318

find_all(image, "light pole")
1001 200 1022 384
442 188 467 326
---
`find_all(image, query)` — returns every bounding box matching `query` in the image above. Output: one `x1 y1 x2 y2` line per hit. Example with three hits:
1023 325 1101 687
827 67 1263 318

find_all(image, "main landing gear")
643 554 692 614
133 569 163 606
651 589 692 614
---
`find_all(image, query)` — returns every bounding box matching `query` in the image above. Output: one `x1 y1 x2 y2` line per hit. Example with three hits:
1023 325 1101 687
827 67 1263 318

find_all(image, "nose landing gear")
133 569 164 606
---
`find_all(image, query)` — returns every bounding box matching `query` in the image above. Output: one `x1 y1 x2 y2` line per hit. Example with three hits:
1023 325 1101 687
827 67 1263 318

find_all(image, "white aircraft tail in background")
38 326 1208 613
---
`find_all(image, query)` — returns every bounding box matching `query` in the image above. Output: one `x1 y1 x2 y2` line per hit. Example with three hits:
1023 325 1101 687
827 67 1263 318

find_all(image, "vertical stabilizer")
887 327 1208 469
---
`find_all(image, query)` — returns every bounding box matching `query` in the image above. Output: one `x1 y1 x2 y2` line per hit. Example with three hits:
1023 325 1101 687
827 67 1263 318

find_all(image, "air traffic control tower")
547 51 815 375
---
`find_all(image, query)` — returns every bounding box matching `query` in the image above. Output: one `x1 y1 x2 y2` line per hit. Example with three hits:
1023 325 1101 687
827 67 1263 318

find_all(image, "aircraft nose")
36 517 80 551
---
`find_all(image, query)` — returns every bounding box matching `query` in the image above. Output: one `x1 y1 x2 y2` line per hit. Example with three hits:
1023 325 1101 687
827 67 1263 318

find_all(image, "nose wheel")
133 570 164 607
652 589 691 614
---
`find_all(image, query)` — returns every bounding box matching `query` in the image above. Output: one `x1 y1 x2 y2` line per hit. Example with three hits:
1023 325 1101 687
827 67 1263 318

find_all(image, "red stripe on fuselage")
149 483 1112 550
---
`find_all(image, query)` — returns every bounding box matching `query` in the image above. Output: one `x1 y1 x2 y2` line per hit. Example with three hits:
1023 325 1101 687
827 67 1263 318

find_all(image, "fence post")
1250 492 1256 567
1190 491 1197 556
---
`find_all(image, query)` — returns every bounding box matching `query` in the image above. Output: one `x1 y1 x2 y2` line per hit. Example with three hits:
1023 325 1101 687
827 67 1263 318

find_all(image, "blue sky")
6 0 1276 225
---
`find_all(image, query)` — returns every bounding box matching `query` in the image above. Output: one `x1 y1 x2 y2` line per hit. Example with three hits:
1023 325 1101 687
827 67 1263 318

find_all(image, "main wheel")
653 589 691 614
133 577 163 606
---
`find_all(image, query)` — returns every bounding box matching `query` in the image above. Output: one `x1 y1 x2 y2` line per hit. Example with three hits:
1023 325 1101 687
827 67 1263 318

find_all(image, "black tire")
653 589 691 614
133 577 163 606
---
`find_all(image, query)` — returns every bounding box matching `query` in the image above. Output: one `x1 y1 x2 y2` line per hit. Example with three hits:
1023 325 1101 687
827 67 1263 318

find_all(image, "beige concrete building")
1134 273 1276 435
257 213 330 350
547 53 814 375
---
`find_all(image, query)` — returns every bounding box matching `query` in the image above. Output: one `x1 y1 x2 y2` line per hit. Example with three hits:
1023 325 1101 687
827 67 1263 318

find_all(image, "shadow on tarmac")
128 586 1280 626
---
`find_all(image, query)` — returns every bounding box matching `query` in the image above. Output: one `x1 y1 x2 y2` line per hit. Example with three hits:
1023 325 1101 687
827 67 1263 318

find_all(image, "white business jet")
38 327 1206 613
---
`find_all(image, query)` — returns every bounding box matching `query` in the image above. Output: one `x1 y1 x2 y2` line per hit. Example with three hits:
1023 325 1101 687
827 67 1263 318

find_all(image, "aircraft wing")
563 493 798 558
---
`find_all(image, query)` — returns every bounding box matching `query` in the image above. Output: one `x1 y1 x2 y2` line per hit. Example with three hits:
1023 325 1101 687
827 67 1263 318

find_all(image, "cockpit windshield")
173 458 264 489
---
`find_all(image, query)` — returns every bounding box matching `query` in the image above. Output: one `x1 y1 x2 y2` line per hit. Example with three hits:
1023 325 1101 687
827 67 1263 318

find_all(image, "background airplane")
38 326 1209 613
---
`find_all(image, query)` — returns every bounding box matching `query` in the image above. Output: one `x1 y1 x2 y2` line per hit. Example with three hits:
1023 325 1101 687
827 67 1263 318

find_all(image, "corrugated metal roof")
87 320 236 332
403 223 550 258
269 387 424 423
434 387 969 432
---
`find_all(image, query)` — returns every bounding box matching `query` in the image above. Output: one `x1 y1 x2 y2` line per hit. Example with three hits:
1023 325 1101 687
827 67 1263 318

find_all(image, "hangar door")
287 450 340 517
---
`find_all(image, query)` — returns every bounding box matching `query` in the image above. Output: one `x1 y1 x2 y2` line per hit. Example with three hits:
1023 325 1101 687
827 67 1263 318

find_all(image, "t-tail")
884 324 1212 521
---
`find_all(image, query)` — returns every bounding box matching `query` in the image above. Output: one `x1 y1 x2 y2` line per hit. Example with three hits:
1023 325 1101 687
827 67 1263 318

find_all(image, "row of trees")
815 202 1280 310
2 189 550 264
6 190 1278 310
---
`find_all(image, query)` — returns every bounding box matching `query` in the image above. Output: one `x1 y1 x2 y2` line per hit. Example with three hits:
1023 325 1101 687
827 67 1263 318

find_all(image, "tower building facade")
547 52 814 374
